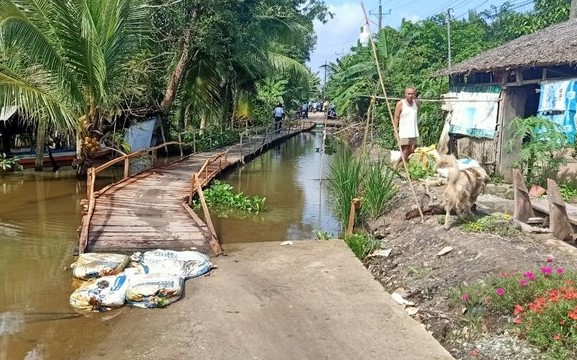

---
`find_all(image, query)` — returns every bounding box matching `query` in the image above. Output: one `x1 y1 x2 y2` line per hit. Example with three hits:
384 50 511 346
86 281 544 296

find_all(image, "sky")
307 0 534 76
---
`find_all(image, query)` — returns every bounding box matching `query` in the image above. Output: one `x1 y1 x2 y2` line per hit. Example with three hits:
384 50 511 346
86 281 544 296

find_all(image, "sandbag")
71 253 130 280
126 273 184 308
124 259 186 278
69 274 128 312
140 249 212 279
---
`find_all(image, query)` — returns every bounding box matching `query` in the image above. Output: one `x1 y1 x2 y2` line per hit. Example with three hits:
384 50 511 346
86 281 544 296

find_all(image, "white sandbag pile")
68 249 212 313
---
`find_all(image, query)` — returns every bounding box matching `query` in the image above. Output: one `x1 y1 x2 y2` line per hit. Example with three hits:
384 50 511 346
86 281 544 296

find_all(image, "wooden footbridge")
77 121 315 256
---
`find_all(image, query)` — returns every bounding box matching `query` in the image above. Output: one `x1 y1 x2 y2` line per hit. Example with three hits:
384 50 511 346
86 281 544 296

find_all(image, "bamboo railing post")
178 133 183 158
347 198 361 236
123 156 130 178
193 132 196 153
151 148 157 168
195 174 218 240
86 167 93 199
189 173 195 205
240 133 243 159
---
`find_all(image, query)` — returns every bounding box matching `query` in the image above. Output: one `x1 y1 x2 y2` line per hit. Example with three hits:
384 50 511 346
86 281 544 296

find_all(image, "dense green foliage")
326 1 571 149
0 0 331 174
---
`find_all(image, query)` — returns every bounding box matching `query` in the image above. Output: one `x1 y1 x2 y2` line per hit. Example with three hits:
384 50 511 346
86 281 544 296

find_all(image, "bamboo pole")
361 2 424 220
363 94 501 103
194 174 219 242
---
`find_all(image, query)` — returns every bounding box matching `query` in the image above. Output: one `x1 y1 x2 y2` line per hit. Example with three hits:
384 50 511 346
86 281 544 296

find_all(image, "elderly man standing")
394 87 419 164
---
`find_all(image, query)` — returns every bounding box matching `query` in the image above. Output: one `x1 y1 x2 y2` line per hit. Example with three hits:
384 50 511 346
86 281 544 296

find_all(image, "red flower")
513 304 524 316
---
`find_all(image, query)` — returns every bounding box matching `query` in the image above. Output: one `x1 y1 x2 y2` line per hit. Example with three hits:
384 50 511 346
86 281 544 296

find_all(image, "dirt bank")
363 180 577 360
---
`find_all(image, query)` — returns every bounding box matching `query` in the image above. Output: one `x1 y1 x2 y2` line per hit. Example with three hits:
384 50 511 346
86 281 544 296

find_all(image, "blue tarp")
124 118 157 152
538 80 577 144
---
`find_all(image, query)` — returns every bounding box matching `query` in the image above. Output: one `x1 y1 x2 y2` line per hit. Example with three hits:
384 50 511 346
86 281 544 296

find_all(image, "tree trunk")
34 120 47 171
159 27 193 112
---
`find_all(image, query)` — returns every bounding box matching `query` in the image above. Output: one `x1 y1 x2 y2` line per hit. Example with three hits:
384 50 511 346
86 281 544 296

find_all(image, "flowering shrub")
457 258 577 358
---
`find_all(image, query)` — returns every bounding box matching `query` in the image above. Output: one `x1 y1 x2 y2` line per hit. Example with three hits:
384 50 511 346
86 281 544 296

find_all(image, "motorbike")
327 106 337 119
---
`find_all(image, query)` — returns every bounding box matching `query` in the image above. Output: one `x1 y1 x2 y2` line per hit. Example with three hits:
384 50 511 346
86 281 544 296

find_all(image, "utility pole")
378 0 382 31
447 8 453 71
571 0 577 19
323 61 327 102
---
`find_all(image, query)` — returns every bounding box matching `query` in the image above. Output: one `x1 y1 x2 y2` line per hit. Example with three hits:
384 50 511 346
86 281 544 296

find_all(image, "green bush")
344 233 380 260
181 128 240 152
505 116 568 187
0 154 23 172
193 180 265 216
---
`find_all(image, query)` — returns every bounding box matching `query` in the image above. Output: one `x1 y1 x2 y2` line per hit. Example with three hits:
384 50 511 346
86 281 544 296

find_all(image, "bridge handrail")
78 140 185 254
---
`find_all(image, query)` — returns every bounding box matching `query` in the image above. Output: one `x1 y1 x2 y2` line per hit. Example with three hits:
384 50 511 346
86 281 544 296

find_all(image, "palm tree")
0 0 150 175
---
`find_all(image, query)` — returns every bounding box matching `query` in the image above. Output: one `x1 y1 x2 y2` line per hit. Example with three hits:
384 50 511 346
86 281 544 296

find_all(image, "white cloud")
307 3 366 75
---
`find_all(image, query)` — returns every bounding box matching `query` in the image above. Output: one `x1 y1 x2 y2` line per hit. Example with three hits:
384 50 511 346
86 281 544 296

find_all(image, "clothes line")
361 95 502 103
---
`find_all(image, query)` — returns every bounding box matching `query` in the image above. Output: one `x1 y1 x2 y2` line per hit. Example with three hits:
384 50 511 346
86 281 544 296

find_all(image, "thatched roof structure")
440 18 577 76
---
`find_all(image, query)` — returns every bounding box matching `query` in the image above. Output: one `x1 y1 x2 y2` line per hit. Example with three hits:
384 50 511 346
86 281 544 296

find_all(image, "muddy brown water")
0 131 340 359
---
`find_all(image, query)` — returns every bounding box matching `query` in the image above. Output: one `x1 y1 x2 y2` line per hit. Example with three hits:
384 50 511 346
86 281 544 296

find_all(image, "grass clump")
344 232 380 260
194 180 265 215
456 259 577 359
327 148 363 225
362 157 396 218
328 149 397 227
459 213 519 237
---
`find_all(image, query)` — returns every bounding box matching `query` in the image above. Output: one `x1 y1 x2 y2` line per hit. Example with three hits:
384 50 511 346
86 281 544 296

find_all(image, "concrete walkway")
87 241 453 360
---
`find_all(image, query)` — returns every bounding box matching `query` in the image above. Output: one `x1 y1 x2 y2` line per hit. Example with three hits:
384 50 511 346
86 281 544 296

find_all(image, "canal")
0 130 341 359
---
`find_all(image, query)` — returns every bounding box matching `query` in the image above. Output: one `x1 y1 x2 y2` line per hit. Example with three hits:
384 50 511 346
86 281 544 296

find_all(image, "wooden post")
513 169 535 222
547 179 573 241
346 198 361 236
189 173 195 205
178 133 183 158
123 156 130 178
195 174 219 242
86 167 93 199
152 148 157 168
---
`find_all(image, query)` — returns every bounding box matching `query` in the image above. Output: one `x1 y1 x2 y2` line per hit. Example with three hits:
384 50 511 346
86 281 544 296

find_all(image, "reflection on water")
0 169 123 360
216 131 341 243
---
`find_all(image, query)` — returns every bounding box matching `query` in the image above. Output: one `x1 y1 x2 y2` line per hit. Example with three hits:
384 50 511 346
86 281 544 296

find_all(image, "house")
437 17 577 179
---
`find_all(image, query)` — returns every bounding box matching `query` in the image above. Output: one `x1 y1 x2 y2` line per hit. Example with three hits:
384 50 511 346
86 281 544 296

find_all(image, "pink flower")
523 271 536 281
541 267 553 275
519 279 529 286
556 267 564 274
496 288 505 296
461 293 470 302
547 257 554 263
